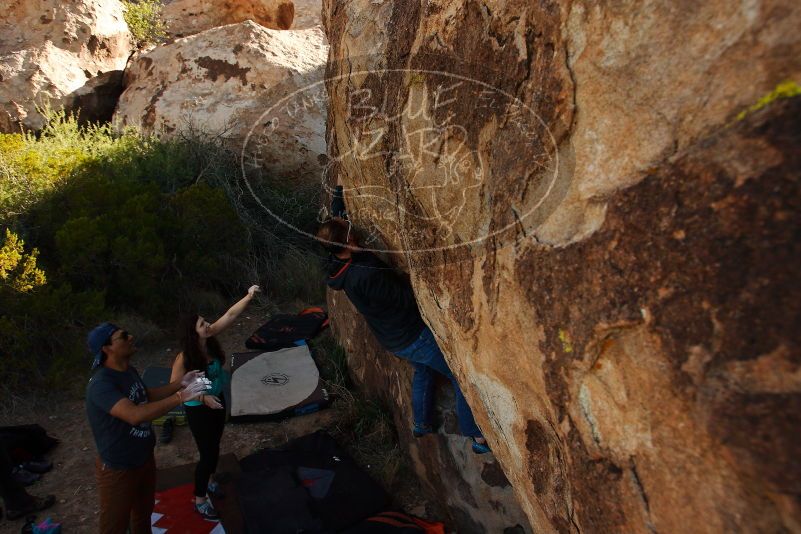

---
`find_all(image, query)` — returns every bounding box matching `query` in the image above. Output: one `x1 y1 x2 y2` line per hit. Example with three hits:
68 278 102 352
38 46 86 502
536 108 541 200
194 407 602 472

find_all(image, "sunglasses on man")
106 330 130 345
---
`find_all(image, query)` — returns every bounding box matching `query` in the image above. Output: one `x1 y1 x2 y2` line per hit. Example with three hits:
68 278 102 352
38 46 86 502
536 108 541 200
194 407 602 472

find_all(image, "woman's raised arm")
206 285 260 337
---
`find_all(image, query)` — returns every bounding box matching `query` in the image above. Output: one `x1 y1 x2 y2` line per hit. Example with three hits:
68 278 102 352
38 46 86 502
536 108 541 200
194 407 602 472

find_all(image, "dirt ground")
0 314 430 533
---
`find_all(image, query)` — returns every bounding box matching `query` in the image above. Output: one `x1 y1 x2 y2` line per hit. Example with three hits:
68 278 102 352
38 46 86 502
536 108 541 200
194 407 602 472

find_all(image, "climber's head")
317 218 358 258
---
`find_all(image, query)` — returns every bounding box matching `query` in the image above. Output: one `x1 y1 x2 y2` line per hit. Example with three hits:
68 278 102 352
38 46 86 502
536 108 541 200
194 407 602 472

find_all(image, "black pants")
0 444 29 510
185 395 226 498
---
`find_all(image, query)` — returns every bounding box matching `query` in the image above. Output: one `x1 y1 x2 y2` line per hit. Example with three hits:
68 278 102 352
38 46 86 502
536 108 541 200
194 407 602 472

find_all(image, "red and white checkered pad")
150 483 225 534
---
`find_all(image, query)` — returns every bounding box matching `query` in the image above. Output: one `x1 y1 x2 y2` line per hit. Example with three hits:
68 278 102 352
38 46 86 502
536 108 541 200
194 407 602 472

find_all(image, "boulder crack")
629 458 658 534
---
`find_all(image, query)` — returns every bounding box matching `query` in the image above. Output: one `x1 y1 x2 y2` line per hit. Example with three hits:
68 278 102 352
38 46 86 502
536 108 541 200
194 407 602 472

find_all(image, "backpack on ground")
245 307 329 351
341 511 446 533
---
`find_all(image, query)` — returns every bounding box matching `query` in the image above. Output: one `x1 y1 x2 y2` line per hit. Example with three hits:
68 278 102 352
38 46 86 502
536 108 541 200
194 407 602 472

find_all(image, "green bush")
0 229 46 292
1 110 325 394
0 228 104 392
0 112 253 391
122 0 167 48
0 117 110 223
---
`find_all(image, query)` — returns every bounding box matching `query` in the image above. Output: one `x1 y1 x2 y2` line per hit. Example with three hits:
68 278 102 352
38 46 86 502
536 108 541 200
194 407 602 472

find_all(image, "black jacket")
324 252 425 353
325 186 424 351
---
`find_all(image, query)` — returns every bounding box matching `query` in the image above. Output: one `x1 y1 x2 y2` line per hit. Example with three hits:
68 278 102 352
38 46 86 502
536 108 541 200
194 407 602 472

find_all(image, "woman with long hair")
170 285 259 519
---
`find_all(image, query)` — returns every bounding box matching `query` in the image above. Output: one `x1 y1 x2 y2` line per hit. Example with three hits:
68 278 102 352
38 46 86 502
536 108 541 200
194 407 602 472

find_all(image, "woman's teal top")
184 358 229 407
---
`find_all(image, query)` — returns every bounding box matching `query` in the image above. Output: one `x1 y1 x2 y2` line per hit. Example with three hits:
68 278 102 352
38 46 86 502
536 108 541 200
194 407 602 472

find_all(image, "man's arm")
145 360 200 401
109 393 184 427
148 353 197 402
110 378 206 427
89 373 203 426
145 381 182 402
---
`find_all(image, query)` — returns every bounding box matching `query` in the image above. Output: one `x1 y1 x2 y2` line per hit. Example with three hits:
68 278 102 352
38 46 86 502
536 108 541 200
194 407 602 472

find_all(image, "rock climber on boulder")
316 182 490 454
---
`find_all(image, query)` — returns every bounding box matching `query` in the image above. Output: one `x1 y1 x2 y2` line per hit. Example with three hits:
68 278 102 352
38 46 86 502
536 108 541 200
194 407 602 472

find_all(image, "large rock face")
0 0 132 131
114 21 327 183
323 0 801 532
163 0 295 38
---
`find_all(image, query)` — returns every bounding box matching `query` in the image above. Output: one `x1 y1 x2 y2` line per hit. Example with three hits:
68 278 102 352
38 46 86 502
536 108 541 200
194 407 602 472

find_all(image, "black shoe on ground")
6 495 56 521
195 499 219 520
22 459 52 474
207 481 225 499
11 467 39 487
160 417 174 444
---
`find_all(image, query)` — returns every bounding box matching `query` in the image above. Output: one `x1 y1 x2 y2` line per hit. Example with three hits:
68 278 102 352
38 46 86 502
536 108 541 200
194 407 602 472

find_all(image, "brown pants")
95 456 156 534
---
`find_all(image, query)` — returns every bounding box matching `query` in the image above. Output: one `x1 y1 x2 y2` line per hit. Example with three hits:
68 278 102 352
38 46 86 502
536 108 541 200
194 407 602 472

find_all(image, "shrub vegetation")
121 0 167 49
1 111 323 393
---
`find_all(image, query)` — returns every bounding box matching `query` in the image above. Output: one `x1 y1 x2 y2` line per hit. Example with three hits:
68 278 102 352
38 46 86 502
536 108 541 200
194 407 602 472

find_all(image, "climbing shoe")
412 423 434 438
207 481 225 499
11 467 39 487
6 495 56 521
195 499 219 520
160 417 174 444
471 437 491 455
22 458 53 474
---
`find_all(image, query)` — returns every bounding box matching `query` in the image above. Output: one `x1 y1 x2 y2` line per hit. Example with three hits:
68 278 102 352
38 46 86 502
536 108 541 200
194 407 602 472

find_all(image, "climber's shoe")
471 437 491 454
195 499 219 521
207 480 225 499
412 423 434 438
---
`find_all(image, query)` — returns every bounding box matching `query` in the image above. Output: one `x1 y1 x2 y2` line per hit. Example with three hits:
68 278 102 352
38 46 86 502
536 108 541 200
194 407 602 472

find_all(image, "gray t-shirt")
86 366 155 469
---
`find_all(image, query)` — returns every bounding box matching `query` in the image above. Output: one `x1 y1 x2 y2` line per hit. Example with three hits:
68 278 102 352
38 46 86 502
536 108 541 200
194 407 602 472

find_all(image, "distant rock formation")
0 0 132 132
323 0 801 532
290 0 321 29
162 0 295 37
114 20 328 183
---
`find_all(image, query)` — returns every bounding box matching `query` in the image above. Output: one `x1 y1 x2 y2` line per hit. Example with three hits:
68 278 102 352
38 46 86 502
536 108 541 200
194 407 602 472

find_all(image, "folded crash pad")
237 431 389 532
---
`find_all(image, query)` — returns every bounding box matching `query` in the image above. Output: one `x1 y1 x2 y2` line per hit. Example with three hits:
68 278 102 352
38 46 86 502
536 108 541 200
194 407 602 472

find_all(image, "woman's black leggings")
185 395 226 498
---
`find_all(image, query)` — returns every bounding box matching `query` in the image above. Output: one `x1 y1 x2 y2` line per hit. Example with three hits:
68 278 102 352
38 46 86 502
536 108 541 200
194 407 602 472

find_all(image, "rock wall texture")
323 0 801 532
0 0 132 132
114 20 327 183
162 0 295 38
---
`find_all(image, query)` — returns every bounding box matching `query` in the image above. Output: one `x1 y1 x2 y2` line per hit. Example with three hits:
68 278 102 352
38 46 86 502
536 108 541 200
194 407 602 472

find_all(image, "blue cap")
87 322 119 369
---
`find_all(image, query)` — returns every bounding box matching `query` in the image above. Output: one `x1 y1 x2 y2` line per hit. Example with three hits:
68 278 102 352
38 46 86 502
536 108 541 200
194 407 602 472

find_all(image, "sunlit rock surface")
162 0 295 37
114 20 328 183
0 0 132 132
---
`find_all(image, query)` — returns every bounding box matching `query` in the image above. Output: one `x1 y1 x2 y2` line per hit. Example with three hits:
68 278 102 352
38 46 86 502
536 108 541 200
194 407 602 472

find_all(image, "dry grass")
311 334 408 491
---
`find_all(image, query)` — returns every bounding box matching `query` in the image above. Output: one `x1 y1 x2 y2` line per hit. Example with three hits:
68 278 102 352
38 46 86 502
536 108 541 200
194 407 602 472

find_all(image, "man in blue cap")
86 322 207 534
